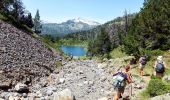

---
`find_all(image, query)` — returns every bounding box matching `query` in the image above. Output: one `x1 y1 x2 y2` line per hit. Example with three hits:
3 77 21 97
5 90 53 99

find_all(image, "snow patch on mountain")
70 17 100 26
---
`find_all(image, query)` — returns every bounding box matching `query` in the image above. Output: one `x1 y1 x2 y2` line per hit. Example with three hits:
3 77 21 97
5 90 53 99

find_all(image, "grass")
109 46 127 59
57 39 88 48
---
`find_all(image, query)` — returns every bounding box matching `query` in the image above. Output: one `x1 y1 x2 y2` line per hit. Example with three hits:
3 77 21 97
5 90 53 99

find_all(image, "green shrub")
109 46 127 59
144 49 164 57
165 68 170 76
56 61 62 68
146 78 170 97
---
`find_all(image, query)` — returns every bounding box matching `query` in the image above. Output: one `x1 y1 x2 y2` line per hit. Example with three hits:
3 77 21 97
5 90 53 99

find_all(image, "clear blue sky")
22 0 144 24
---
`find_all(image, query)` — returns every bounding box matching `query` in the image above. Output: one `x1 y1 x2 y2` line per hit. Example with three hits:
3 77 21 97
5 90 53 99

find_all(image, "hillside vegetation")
64 0 170 59
123 0 170 57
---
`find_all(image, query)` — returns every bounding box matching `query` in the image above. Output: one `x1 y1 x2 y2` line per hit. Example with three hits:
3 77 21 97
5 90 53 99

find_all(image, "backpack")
141 57 146 65
113 72 127 89
155 63 165 73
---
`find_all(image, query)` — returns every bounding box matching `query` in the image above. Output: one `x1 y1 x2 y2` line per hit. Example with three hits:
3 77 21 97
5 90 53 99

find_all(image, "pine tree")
34 10 42 33
12 0 24 21
123 0 170 57
88 28 111 56
26 13 34 28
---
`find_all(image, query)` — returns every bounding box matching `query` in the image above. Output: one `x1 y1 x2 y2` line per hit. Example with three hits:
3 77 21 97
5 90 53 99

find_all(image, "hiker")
139 55 147 76
153 56 167 78
113 65 133 100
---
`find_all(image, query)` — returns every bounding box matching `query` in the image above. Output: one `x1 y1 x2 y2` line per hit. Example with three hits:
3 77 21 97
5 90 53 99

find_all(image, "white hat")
157 56 163 62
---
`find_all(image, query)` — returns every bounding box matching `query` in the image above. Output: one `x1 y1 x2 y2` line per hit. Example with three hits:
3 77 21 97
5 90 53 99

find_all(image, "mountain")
65 14 136 42
41 18 100 37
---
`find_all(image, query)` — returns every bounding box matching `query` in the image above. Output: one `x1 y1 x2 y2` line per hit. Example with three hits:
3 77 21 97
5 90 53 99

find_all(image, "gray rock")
46 90 53 96
22 93 27 98
79 70 84 74
101 77 107 82
88 81 94 86
98 97 108 100
59 78 65 84
0 81 12 90
53 89 74 100
15 83 29 93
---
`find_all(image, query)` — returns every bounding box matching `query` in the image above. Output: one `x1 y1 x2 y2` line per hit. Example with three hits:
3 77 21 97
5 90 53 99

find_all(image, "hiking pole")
129 78 133 99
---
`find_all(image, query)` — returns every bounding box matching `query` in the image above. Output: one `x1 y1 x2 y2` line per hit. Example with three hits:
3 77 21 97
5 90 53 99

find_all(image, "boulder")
0 81 12 90
53 89 75 100
15 83 29 93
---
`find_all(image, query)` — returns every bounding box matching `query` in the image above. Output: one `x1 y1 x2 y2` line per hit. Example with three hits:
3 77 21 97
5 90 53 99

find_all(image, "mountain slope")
41 18 100 37
65 14 136 42
0 20 60 87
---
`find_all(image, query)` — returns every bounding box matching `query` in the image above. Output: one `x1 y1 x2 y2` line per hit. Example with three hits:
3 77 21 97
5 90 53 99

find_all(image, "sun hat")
157 56 163 63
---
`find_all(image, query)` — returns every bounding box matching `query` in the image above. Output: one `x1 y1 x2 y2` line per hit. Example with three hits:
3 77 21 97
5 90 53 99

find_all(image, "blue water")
61 45 86 56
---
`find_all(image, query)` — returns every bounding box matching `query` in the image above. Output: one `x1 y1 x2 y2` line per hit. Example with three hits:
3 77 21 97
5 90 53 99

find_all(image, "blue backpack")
113 72 127 89
155 63 165 73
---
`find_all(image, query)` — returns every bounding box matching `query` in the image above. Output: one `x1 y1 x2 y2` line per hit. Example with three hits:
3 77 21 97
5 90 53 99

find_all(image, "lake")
61 45 86 56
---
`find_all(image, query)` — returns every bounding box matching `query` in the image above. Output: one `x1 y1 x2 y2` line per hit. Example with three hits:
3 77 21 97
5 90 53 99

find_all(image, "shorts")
115 86 125 93
139 63 145 70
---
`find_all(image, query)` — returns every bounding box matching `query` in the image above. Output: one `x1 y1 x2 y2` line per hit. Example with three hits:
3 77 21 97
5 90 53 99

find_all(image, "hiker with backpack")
139 55 147 76
153 56 167 78
113 65 133 100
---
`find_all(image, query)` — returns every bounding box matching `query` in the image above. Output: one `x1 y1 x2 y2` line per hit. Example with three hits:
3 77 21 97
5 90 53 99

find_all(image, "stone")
23 93 27 98
79 70 84 74
15 83 29 93
36 91 43 98
20 97 25 100
77 83 83 87
163 75 170 81
98 97 108 100
8 96 14 100
40 97 45 100
88 81 94 86
59 78 65 84
28 95 36 100
53 89 74 100
83 81 88 85
0 81 12 90
46 90 53 96
101 77 107 82
44 96 51 100
134 84 143 89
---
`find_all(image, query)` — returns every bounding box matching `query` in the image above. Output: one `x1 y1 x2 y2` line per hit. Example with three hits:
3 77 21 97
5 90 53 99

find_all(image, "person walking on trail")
153 56 167 78
113 65 133 100
139 55 147 76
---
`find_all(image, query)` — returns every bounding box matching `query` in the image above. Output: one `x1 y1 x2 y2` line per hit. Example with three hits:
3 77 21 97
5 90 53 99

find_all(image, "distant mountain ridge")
41 18 100 37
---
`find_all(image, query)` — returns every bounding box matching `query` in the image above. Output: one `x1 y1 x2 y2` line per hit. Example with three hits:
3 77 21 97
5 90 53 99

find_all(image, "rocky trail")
0 59 148 100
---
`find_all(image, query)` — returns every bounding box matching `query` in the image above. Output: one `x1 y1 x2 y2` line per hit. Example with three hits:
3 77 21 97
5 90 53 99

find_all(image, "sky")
22 0 144 24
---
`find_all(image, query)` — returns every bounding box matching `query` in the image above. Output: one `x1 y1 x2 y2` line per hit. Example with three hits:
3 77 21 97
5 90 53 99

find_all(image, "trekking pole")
129 70 133 98
129 77 133 98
